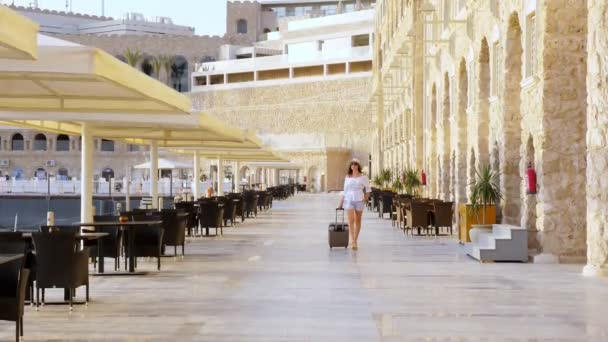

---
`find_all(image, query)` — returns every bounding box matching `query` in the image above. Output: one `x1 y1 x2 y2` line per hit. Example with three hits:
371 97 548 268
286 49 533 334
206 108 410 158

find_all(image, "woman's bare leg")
346 209 356 246
353 210 363 245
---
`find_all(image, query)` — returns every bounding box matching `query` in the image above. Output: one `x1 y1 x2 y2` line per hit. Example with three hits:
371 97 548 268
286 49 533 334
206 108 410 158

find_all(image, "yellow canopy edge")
0 6 38 60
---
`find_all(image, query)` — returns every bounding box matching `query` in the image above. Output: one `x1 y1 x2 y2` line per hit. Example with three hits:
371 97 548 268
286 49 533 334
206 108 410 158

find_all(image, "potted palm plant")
391 174 404 194
402 168 421 197
372 175 383 188
379 168 393 191
468 164 502 243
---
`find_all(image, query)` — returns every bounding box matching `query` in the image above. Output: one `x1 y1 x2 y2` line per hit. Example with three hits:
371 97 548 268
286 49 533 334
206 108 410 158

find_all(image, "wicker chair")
31 231 89 309
160 209 186 256
0 255 29 342
432 201 454 235
405 201 431 236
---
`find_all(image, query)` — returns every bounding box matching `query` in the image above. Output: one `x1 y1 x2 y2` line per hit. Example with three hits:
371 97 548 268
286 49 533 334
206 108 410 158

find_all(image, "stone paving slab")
0 193 607 341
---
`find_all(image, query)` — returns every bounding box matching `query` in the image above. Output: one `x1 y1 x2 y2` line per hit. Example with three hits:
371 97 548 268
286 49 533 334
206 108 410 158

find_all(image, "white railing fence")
0 178 236 196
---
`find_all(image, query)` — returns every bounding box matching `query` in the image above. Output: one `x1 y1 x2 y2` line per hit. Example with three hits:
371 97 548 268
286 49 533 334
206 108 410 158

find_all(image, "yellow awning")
0 35 189 114
0 112 247 145
0 6 38 60
172 147 287 162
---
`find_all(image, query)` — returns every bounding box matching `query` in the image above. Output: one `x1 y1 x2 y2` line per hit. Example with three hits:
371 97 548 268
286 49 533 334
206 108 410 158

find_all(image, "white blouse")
342 175 371 202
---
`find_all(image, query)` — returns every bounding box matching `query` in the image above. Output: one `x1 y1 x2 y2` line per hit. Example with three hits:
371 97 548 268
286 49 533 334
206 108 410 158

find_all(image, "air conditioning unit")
0 159 9 167
45 160 56 167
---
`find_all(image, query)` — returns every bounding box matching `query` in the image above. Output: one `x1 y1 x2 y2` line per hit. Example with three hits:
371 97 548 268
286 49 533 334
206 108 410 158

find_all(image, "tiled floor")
1 193 607 341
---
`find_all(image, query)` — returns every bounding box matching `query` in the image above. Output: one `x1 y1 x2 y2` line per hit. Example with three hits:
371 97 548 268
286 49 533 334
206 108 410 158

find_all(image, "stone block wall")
189 76 374 191
585 0 608 275
374 0 590 262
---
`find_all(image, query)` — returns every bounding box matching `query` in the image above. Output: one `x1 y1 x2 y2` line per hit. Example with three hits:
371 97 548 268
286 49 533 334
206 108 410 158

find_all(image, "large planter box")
458 204 497 243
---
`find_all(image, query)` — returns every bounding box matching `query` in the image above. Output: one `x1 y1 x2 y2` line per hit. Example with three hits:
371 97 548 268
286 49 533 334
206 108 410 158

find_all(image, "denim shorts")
344 200 365 211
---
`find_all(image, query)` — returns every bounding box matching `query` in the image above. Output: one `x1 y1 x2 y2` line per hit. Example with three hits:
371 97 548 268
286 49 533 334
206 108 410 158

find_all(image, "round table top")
75 221 162 227
21 232 109 240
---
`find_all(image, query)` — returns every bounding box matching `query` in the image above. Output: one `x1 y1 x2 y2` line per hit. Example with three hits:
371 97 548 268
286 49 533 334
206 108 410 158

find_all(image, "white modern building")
192 9 373 90
190 7 375 192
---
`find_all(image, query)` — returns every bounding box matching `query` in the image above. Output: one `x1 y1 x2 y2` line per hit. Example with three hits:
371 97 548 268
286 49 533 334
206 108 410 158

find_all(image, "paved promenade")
1 193 607 341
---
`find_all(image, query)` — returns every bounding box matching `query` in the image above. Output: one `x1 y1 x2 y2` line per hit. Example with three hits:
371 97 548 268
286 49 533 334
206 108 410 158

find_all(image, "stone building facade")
190 75 372 192
372 0 608 272
0 128 150 181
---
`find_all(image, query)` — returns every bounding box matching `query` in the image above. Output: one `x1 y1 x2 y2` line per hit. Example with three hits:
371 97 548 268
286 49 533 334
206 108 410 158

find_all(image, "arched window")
58 168 69 180
237 19 248 34
11 133 24 151
34 167 47 180
141 56 154 77
56 134 70 151
263 28 271 34
33 134 47 151
102 168 114 181
101 139 115 152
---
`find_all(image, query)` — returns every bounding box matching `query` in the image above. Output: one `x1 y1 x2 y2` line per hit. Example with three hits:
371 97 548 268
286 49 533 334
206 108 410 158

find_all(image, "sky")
3 0 237 36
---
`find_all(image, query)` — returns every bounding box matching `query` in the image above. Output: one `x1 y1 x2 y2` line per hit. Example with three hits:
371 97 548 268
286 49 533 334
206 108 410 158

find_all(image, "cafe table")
0 254 23 266
75 221 162 275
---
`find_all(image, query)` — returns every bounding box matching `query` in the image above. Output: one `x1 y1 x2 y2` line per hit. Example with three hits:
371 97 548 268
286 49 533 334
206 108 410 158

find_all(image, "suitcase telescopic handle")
335 208 345 224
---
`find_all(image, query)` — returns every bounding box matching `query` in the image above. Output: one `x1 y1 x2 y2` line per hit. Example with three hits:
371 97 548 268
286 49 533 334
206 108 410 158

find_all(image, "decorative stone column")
193 152 200 199
235 161 241 193
80 123 94 223
584 0 608 276
150 141 159 209
216 158 223 195
534 0 588 263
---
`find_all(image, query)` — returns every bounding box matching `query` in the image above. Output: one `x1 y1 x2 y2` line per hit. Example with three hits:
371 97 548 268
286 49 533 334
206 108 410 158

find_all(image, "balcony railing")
0 179 235 197
194 46 372 75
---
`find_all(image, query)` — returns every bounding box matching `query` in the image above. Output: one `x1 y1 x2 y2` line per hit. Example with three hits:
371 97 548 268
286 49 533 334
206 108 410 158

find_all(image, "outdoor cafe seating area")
0 184 296 341
369 188 455 237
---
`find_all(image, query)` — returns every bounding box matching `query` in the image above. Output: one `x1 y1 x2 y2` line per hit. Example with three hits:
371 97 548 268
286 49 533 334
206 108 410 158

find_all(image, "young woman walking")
338 159 371 250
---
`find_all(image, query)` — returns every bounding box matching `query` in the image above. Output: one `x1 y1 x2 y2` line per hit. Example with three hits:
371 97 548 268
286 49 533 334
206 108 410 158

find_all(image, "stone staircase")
467 224 528 262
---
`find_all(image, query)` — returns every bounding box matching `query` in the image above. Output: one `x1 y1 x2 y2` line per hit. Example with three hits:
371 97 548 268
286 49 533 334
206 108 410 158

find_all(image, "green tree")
151 56 163 80
123 48 143 68
161 55 175 87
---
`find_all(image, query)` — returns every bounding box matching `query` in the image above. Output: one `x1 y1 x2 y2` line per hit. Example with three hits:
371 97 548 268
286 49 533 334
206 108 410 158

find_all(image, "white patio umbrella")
134 158 192 170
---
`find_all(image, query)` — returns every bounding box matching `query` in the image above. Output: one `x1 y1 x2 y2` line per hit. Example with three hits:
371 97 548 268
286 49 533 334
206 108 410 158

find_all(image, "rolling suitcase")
328 208 349 248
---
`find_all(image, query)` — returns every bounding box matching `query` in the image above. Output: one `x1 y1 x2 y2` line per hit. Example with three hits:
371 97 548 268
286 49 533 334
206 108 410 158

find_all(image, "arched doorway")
12 168 24 180
170 56 189 92
102 168 114 181
141 55 154 77
477 38 491 167
239 166 250 182
308 166 321 193
502 13 524 225
34 167 47 180
58 168 69 180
